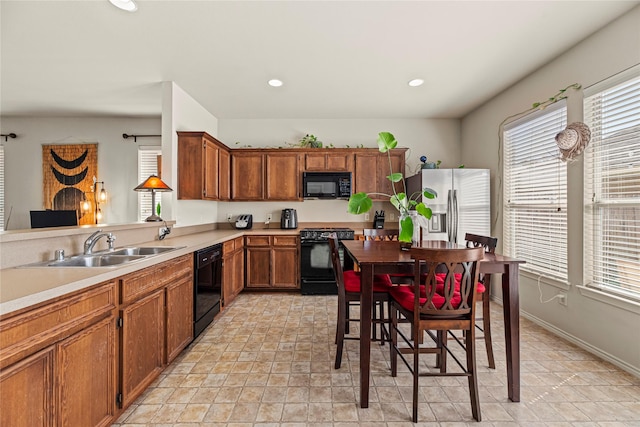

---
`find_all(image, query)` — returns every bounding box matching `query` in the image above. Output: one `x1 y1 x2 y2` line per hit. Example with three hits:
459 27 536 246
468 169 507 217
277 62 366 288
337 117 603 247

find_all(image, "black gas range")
299 227 355 295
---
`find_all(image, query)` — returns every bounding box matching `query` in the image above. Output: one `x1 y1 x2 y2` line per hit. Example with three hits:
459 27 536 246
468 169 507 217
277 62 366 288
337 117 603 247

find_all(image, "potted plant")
347 131 437 245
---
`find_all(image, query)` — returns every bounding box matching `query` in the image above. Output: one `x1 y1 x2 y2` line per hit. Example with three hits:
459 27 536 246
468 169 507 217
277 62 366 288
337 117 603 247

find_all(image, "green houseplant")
347 132 437 244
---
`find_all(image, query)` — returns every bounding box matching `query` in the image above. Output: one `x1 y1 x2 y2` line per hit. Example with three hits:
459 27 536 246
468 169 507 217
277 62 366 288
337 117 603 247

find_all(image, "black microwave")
303 172 352 199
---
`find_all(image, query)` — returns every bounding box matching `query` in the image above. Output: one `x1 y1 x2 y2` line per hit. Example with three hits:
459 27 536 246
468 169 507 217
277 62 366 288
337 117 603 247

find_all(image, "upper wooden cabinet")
354 148 407 200
231 150 301 201
304 151 354 172
177 131 230 201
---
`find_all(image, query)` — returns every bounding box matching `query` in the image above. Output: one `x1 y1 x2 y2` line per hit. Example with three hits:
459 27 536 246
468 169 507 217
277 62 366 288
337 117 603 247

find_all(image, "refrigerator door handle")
453 189 459 243
447 189 453 242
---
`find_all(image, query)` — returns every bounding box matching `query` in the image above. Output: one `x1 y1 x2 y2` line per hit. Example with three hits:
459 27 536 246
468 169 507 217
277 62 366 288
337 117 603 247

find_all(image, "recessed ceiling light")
109 0 138 12
408 79 424 87
268 79 283 87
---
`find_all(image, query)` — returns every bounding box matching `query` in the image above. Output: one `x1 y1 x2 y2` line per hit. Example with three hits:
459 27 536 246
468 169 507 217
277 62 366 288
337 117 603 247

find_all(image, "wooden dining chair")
328 233 394 369
389 245 484 422
361 229 414 284
361 228 400 241
465 233 498 369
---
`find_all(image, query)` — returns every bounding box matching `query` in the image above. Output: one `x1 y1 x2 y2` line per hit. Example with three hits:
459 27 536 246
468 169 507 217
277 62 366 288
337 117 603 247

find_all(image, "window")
584 66 640 300
503 102 568 281
138 147 162 222
0 145 4 231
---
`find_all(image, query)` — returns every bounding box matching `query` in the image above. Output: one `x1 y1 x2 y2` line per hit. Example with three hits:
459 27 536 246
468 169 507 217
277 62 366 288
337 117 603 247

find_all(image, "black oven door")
300 240 354 295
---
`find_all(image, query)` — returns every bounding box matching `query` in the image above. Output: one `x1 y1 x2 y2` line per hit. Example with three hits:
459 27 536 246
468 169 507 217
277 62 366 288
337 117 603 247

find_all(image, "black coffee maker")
280 208 298 229
373 210 385 229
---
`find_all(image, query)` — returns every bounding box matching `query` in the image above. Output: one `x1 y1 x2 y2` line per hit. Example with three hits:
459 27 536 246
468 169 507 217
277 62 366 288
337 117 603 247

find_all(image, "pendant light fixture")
109 0 138 12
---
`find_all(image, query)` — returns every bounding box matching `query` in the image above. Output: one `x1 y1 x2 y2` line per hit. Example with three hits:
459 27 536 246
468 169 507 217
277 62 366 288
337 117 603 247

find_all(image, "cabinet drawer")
245 235 270 246
0 281 116 369
223 239 236 253
273 235 298 247
120 255 192 305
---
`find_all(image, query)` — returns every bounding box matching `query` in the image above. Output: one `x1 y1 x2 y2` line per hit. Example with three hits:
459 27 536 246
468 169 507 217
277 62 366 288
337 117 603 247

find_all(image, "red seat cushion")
344 270 393 293
435 273 485 293
390 284 462 311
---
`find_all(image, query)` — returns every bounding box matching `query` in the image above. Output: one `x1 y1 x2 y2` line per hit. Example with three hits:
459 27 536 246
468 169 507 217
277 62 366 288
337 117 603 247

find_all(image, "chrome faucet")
84 230 116 255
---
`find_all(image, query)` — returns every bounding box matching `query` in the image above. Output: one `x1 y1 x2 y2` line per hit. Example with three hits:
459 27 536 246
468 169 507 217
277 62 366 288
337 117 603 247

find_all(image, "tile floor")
113 293 640 426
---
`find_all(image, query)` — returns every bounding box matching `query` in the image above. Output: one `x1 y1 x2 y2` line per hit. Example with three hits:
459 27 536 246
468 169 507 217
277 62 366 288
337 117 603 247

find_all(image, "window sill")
577 285 640 314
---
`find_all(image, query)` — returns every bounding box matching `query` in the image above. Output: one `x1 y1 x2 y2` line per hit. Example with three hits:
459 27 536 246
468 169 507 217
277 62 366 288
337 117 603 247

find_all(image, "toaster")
235 214 253 230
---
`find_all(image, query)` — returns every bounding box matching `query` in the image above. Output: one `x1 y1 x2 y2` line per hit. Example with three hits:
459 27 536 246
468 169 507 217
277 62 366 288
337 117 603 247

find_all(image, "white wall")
161 82 220 227
460 6 640 375
217 118 460 225
1 116 160 230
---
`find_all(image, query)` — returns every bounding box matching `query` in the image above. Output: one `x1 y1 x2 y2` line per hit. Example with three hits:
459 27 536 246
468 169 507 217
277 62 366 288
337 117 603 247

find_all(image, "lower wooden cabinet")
119 289 165 409
0 254 194 427
223 236 244 307
245 235 299 289
58 316 116 427
0 346 55 427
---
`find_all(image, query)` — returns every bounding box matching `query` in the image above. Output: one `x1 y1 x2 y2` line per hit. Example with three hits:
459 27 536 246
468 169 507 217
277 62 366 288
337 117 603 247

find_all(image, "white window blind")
138 147 162 222
503 102 568 281
584 67 640 300
0 145 4 231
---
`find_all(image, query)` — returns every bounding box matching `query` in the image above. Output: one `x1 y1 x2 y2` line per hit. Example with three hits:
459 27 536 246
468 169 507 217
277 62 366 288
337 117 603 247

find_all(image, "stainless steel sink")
106 246 178 256
47 254 146 267
20 245 184 268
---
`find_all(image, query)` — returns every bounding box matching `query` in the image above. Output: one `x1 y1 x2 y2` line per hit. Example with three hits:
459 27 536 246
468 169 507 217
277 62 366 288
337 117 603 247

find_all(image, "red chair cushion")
390 284 464 311
344 270 393 293
435 273 485 293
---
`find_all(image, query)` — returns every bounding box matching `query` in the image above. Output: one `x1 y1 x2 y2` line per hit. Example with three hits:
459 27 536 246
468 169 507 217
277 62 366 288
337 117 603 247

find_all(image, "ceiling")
1 0 638 120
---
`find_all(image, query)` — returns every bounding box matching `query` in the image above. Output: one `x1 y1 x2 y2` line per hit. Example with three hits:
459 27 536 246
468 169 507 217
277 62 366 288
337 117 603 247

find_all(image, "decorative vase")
399 211 423 250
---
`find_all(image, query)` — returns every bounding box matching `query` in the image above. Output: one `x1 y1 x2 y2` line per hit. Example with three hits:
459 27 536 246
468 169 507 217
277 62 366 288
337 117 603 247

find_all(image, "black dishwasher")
194 244 222 338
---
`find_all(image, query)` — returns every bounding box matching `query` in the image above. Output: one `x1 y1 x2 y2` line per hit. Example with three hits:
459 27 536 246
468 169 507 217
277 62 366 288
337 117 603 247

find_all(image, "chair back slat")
361 228 400 241
409 246 484 318
328 233 346 299
465 233 497 254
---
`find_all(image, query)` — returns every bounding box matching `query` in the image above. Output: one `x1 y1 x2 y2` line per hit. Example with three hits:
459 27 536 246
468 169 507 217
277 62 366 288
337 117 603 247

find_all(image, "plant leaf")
399 215 413 243
377 131 397 153
387 172 403 183
347 192 373 215
422 187 437 199
390 193 407 211
415 202 432 219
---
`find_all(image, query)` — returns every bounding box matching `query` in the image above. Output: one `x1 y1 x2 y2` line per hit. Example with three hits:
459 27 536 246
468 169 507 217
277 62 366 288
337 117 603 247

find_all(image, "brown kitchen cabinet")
0 280 117 427
231 150 301 201
304 151 354 172
245 235 299 289
177 131 230 200
354 148 407 200
118 254 193 408
223 236 245 307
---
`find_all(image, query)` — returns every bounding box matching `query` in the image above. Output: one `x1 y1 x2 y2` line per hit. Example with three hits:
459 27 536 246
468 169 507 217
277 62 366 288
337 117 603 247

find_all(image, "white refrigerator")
406 169 490 244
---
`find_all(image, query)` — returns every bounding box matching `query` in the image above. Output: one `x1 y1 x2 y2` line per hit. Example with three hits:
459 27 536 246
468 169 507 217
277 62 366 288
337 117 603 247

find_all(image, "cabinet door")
218 147 231 201
232 246 245 298
57 316 116 427
271 246 299 288
120 289 165 408
231 152 264 200
245 247 271 288
265 153 300 200
0 347 55 427
354 152 378 196
326 153 354 171
304 153 327 171
166 276 194 364
378 150 405 197
203 139 219 200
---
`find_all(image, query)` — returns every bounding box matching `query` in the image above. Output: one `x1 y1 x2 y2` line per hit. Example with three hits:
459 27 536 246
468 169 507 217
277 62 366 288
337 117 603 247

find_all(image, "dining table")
340 239 526 408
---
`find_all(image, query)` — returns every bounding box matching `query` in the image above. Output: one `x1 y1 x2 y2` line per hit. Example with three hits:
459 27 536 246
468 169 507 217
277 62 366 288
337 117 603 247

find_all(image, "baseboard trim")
491 296 640 378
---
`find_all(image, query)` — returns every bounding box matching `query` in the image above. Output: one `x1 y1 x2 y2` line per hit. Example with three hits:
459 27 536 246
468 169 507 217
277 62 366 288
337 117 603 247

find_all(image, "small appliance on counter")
280 208 298 229
235 214 253 229
373 210 385 229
